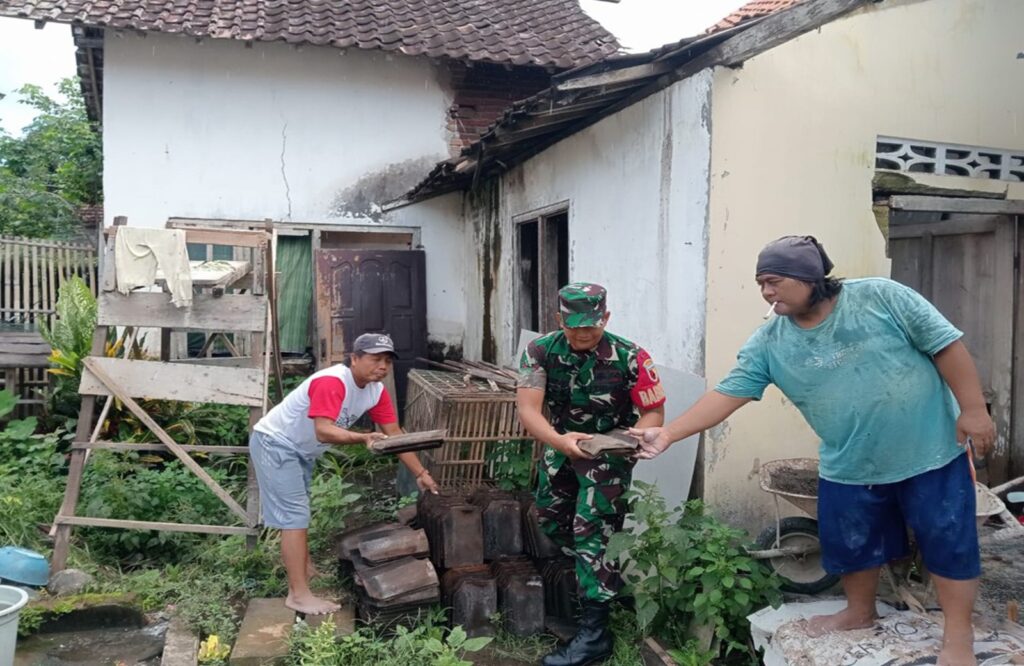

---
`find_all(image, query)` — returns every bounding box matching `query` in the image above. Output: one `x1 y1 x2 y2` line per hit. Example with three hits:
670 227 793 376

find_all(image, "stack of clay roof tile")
337 522 440 625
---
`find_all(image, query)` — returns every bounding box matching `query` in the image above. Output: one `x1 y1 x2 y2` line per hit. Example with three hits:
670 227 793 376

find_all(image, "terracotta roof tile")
707 0 803 33
0 0 619 67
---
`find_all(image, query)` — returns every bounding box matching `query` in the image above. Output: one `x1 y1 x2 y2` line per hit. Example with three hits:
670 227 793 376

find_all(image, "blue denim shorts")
249 431 316 529
817 453 980 580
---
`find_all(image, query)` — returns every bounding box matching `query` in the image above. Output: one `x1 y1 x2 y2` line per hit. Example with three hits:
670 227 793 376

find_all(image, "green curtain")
276 236 313 353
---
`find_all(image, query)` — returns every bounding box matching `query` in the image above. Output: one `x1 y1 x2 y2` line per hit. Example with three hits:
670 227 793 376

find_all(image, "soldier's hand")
556 432 594 461
629 427 672 460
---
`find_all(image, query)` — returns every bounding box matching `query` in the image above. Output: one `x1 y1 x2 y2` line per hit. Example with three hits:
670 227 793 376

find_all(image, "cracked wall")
103 31 450 225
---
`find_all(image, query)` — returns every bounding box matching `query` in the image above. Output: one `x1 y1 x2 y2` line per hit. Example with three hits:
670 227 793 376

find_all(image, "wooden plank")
889 217 999 239
51 326 107 571
0 235 93 251
97 292 268 332
0 331 49 342
556 60 674 91
55 515 256 536
701 0 870 69
73 441 250 455
100 233 117 292
2 239 11 315
267 224 284 403
105 225 268 248
246 406 261 550
0 353 52 368
171 355 256 368
80 357 254 526
42 244 52 325
889 196 1024 215
183 229 267 248
79 357 265 407
30 240 38 321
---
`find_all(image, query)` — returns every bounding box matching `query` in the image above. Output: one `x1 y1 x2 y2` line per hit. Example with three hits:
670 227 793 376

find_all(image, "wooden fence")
1 235 98 415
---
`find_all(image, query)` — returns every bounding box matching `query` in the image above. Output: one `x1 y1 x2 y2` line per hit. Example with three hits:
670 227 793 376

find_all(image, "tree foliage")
0 77 102 238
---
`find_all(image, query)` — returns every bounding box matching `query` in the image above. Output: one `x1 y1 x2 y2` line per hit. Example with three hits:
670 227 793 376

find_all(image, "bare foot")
937 631 976 666
803 608 877 637
285 592 340 615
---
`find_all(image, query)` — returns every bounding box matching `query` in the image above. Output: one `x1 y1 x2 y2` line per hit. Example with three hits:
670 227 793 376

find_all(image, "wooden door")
314 249 427 410
889 209 1017 483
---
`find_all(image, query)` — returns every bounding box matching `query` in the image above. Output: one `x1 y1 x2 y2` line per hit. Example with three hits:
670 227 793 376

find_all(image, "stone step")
161 616 199 666
229 598 295 666
303 603 356 636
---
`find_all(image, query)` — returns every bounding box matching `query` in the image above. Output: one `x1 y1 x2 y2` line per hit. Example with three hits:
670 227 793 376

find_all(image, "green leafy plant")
38 276 97 381
0 389 63 477
0 471 64 550
288 613 492 666
77 451 246 564
606 482 782 658
667 640 720 666
308 454 364 553
485 438 535 491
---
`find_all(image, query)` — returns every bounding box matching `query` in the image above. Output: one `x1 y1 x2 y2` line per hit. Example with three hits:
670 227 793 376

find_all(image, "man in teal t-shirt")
631 236 995 666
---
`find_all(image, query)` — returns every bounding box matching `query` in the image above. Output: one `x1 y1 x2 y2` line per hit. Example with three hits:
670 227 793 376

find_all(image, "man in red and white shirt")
251 332 438 615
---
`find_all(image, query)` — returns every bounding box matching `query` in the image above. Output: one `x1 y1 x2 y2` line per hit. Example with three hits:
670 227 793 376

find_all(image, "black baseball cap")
352 332 397 357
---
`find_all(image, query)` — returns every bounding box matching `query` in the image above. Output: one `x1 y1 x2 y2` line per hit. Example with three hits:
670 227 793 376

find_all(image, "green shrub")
38 276 96 379
308 454 364 554
0 389 64 477
485 438 535 491
606 482 781 658
77 452 245 565
288 611 492 666
0 472 64 551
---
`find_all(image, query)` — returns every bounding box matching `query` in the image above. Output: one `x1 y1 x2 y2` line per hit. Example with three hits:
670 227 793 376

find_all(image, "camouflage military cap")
558 282 607 328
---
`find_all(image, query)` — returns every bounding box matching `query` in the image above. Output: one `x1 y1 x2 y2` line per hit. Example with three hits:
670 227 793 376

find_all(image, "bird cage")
404 369 541 490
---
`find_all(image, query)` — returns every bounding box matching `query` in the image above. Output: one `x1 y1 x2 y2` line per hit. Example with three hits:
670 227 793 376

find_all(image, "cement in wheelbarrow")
759 458 819 517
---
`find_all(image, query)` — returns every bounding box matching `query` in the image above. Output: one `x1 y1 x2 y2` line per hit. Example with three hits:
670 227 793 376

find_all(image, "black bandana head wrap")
755 235 834 282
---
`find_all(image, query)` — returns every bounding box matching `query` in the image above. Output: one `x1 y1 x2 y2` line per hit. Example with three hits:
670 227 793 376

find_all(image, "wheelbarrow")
748 458 839 594
747 458 1012 595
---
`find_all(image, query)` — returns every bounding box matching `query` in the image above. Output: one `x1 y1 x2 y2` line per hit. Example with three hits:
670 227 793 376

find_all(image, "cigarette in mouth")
763 302 777 320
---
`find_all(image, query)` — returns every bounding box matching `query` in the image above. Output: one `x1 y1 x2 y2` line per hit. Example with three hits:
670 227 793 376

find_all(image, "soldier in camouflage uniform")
517 282 666 666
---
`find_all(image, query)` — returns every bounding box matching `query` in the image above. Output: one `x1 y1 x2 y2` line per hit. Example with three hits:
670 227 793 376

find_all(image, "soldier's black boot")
541 600 613 666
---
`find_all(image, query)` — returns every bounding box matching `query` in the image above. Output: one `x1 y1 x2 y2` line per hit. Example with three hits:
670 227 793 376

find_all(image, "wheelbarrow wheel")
755 516 839 595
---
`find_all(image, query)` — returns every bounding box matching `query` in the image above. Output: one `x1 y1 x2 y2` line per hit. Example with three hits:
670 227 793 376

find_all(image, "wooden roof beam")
556 60 674 91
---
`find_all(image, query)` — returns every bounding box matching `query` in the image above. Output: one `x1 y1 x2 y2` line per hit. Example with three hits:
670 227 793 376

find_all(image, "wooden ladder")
51 221 282 571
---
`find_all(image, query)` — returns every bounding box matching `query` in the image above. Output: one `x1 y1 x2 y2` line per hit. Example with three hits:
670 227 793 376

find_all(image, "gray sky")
0 18 77 135
0 0 746 135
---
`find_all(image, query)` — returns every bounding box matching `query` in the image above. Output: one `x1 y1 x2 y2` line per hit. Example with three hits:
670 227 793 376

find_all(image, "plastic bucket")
0 585 29 663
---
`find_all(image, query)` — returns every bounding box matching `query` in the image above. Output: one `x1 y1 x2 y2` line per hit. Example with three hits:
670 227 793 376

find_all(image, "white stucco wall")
103 32 452 226
459 70 714 376
702 0 1024 530
389 192 467 349
102 31 465 343
441 70 715 506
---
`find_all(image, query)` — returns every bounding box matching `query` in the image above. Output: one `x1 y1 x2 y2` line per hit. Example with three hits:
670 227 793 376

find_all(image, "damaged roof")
707 0 806 34
392 0 867 207
0 0 620 69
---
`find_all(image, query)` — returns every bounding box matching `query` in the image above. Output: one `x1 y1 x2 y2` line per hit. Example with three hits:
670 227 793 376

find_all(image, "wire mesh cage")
404 369 541 490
